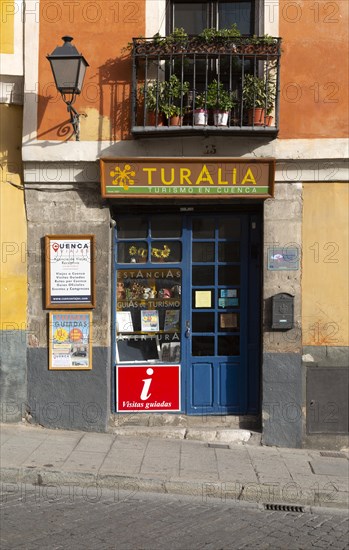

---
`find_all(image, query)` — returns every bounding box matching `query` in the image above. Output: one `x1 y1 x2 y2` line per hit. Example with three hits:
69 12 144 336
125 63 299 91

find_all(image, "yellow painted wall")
0 104 27 328
302 183 349 346
0 0 15 53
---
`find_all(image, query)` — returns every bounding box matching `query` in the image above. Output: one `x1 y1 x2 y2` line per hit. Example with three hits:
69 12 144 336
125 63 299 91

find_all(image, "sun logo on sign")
110 164 136 191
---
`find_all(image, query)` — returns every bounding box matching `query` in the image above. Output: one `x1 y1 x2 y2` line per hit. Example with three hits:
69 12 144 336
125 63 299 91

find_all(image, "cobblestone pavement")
1 486 348 550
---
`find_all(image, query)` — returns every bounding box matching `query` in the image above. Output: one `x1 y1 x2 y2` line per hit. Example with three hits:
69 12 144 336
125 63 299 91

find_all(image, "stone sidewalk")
0 423 348 511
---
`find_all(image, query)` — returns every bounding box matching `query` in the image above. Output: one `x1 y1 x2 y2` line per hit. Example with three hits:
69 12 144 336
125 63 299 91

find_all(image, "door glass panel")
218 335 240 356
192 312 215 332
151 216 182 238
219 313 239 332
118 242 148 263
218 242 240 262
218 265 240 285
193 290 213 309
117 217 147 238
193 218 215 238
192 265 215 285
192 336 214 356
151 241 181 262
218 219 241 239
218 288 239 307
192 242 215 262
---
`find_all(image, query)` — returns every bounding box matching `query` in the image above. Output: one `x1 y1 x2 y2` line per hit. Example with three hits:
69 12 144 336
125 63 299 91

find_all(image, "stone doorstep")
111 425 256 445
110 413 261 430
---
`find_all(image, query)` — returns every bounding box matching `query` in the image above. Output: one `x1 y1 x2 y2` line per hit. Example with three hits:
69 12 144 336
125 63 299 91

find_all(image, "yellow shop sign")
100 158 275 199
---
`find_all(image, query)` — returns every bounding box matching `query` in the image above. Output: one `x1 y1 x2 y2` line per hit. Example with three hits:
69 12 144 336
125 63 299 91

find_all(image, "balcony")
131 32 281 138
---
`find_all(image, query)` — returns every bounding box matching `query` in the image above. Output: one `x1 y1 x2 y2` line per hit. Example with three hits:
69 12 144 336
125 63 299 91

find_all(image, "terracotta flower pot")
248 108 265 126
147 111 164 126
169 115 183 126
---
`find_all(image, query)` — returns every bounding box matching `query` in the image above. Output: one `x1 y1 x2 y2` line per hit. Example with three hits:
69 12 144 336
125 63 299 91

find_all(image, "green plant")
242 73 276 117
199 24 241 43
142 80 166 112
152 27 188 49
161 104 183 118
250 34 277 46
242 74 268 109
161 74 190 118
193 94 207 110
206 80 236 112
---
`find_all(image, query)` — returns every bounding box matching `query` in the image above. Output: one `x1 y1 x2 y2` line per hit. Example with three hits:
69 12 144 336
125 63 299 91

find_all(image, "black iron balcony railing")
131 35 281 137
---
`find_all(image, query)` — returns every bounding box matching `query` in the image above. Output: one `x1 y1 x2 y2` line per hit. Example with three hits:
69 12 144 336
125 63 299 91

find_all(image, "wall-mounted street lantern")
47 36 89 141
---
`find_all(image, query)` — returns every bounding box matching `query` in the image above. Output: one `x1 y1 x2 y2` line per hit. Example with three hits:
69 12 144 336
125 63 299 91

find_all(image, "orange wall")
279 0 349 139
37 0 145 141
37 0 348 141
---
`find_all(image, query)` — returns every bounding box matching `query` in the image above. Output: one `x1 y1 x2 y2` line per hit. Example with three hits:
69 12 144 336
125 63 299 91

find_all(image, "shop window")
151 215 182 238
151 241 182 262
117 217 148 238
115 215 183 364
116 269 182 364
118 242 148 263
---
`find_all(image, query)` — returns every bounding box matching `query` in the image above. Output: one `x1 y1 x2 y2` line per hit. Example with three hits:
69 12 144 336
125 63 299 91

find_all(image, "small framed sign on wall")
45 235 96 308
49 312 92 370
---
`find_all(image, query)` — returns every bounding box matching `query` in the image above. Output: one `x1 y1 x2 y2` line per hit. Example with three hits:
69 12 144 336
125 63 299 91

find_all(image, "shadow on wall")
26 92 77 143
33 53 132 142
98 56 131 142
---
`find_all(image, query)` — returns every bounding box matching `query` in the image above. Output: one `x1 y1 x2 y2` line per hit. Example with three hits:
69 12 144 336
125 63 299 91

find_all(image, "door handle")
185 320 191 338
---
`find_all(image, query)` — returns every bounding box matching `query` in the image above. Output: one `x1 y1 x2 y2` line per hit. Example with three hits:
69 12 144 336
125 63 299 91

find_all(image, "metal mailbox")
271 293 294 330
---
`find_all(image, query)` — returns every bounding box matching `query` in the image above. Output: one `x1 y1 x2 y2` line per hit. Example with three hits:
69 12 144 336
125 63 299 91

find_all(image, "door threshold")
110 413 261 430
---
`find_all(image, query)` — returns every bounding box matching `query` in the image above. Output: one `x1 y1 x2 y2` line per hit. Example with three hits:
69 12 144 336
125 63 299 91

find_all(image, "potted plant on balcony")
161 74 190 126
242 74 276 126
250 34 279 55
206 80 236 126
197 24 241 52
192 93 208 125
152 27 189 53
142 80 166 126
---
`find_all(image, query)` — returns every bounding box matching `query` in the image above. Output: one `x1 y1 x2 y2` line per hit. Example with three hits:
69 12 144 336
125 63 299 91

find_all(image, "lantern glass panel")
50 57 80 92
76 60 88 93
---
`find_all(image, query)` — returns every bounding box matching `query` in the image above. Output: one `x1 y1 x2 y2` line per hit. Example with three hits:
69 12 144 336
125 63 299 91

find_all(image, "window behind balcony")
168 1 256 35
167 0 259 112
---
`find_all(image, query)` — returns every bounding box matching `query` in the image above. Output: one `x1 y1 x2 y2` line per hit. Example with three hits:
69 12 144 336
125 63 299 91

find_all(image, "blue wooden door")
183 214 261 415
113 211 261 416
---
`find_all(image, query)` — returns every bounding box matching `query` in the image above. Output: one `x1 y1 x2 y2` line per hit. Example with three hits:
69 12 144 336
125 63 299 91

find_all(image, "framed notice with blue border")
45 235 96 308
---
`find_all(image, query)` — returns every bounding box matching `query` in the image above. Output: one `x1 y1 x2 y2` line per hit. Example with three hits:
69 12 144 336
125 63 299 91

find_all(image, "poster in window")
116 311 134 333
49 312 92 370
164 309 180 332
141 310 159 332
45 235 96 308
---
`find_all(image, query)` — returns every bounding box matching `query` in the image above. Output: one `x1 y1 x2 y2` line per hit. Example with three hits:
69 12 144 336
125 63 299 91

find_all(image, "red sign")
116 365 181 412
